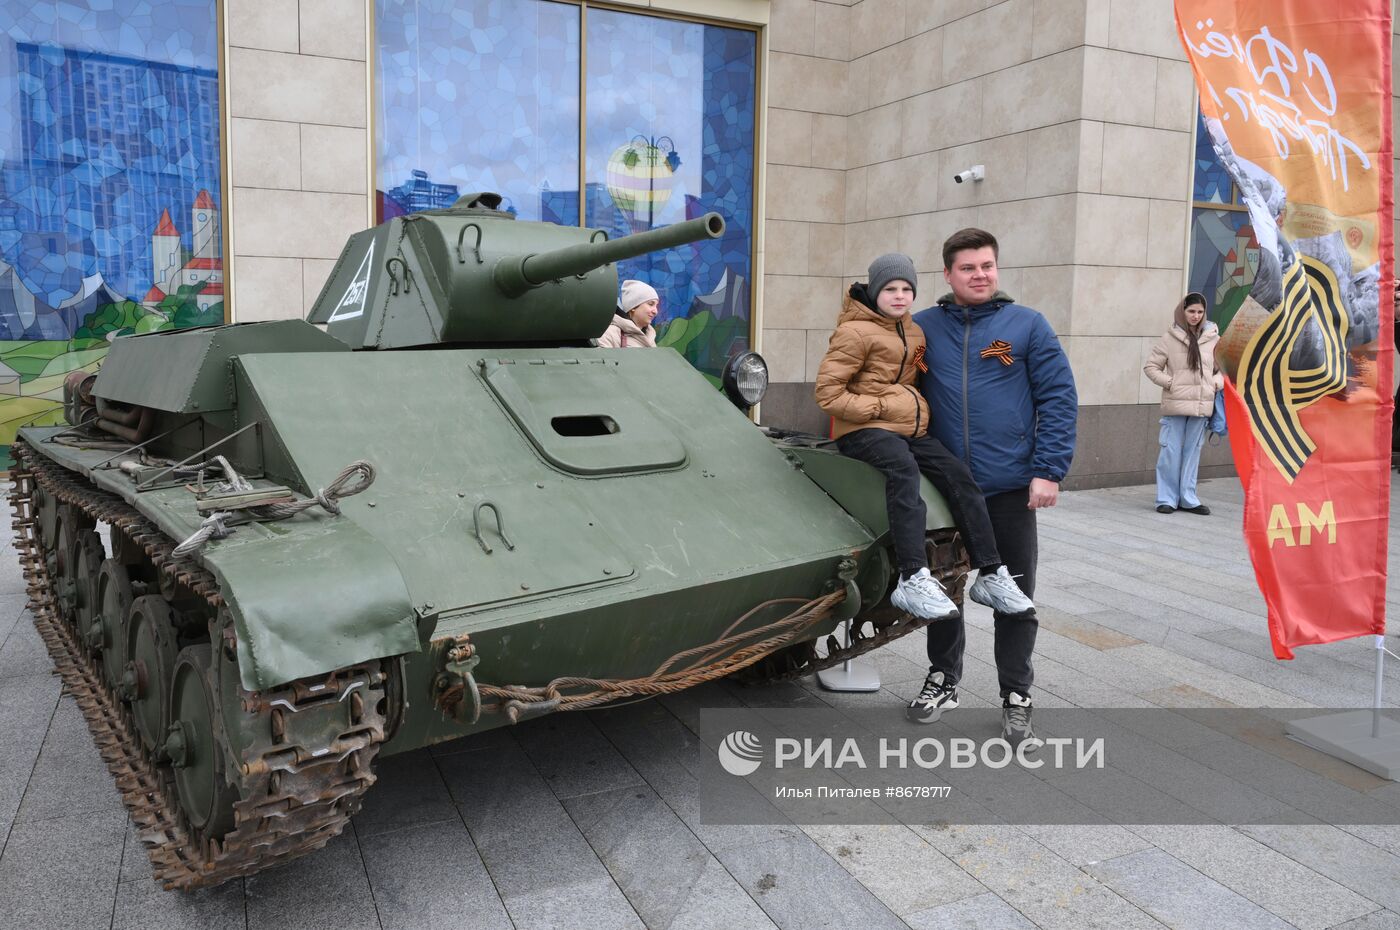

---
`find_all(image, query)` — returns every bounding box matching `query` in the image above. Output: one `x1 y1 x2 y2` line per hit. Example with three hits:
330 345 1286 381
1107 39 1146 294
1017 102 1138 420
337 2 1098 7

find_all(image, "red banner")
1175 1 1392 657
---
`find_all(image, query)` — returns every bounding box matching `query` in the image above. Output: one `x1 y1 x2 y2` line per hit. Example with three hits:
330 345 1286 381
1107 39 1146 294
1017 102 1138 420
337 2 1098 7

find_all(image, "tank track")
736 528 969 683
10 440 388 889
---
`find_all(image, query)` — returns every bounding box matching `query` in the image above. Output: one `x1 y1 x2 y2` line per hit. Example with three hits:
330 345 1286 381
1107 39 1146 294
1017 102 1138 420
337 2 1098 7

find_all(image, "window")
374 0 758 382
375 0 580 224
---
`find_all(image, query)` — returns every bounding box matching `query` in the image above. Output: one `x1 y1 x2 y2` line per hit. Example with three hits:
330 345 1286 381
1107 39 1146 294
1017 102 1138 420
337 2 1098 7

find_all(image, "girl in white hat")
598 280 660 348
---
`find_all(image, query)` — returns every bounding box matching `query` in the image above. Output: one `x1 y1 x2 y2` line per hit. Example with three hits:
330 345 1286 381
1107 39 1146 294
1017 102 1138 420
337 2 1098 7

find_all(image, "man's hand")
1028 478 1059 509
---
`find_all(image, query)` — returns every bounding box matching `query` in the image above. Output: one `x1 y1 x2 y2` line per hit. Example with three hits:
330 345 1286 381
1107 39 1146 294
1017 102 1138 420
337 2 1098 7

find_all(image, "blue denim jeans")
1156 415 1207 508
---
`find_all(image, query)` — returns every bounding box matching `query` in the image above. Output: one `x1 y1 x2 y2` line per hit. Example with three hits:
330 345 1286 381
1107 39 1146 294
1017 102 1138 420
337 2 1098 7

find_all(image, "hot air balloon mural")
605 135 681 231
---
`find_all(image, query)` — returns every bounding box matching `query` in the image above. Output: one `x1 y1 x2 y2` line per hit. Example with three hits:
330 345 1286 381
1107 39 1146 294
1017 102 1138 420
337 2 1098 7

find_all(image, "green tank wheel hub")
33 483 57 548
51 511 79 626
94 560 134 691
167 645 238 838
123 594 180 756
71 532 104 656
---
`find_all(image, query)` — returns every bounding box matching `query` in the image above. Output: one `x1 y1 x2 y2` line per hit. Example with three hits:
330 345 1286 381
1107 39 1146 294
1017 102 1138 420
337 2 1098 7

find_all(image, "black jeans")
835 428 1001 575
925 486 1039 698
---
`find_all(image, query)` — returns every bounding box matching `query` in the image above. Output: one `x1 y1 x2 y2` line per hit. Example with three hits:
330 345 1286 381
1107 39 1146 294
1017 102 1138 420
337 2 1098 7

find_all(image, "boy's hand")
1028 478 1059 509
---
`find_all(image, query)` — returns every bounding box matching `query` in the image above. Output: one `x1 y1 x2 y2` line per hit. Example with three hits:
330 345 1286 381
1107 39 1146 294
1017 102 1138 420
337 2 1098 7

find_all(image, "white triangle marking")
327 240 375 322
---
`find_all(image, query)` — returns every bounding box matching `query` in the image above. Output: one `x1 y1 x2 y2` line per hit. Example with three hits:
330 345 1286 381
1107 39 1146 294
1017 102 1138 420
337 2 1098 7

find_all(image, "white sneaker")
890 568 960 622
968 565 1035 615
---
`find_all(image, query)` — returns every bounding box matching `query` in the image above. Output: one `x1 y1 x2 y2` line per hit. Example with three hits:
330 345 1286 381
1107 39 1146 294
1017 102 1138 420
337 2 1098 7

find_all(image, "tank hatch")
479 358 687 476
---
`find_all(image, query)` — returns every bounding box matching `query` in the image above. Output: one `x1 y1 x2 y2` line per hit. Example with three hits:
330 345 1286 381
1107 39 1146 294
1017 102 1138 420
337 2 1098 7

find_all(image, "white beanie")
620 279 659 313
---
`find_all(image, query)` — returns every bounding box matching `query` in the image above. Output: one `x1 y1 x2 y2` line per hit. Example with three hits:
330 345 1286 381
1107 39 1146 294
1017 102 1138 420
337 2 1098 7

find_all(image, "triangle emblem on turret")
328 240 375 322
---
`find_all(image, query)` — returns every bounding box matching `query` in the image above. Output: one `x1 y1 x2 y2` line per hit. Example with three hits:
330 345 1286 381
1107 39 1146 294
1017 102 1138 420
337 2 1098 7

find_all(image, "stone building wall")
223 0 372 322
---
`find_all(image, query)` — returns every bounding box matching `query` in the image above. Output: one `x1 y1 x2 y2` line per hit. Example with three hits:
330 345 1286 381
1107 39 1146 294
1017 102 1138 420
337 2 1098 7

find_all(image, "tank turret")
307 192 724 350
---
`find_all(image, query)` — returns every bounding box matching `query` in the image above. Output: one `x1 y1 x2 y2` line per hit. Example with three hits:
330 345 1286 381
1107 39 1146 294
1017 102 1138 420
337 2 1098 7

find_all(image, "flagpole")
1378 635 1388 740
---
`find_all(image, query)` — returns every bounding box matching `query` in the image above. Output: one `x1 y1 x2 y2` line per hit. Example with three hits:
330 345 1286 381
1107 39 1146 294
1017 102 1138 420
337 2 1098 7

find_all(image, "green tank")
10 193 967 888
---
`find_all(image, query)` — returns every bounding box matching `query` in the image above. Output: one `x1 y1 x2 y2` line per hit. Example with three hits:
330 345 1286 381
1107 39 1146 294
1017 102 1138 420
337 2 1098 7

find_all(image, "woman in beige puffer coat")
1143 292 1222 515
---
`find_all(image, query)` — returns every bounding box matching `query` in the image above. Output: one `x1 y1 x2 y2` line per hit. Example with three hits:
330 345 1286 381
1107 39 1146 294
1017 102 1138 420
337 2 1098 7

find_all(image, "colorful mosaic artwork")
585 8 756 383
1188 109 1255 333
375 0 580 223
1191 110 1235 206
1189 208 1258 333
374 0 757 383
0 0 223 467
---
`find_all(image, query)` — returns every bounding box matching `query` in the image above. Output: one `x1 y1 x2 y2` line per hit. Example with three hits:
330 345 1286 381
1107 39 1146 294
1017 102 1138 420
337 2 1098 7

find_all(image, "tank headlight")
722 352 768 409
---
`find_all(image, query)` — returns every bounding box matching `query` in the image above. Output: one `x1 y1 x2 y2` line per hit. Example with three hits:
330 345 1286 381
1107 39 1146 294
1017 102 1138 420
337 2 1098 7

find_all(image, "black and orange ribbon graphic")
980 340 1014 365
1237 254 1349 483
912 344 928 373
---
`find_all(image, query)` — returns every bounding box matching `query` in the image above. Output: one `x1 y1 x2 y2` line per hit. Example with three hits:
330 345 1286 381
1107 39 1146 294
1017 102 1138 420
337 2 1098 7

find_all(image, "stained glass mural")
1189 208 1258 333
0 0 223 467
374 0 757 383
585 8 756 383
1191 110 1234 206
375 0 580 223
1188 107 1254 333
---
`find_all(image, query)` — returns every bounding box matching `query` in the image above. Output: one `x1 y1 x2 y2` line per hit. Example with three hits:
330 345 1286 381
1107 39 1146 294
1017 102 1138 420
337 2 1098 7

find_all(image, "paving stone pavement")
3 476 1400 929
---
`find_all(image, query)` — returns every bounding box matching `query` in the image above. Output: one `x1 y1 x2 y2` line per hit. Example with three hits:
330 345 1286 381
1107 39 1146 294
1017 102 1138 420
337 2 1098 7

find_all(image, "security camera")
952 165 985 184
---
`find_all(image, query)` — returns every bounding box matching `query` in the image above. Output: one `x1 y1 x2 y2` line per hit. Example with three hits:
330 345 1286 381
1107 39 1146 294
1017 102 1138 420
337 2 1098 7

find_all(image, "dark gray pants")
835 428 1001 575
924 486 1039 698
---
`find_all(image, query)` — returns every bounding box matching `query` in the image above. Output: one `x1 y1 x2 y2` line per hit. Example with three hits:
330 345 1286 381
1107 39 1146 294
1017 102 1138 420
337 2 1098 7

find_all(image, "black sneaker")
907 670 958 724
1002 692 1043 750
1155 504 1175 514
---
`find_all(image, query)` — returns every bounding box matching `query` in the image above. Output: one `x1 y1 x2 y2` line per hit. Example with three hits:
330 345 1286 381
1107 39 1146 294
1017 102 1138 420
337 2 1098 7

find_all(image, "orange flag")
1175 1 1392 657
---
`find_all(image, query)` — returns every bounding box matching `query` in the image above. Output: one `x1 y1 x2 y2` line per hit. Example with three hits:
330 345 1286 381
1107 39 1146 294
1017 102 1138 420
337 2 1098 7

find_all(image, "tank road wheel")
32 483 58 548
94 560 135 691
167 645 238 839
71 532 105 657
111 527 157 587
123 595 180 757
51 511 80 627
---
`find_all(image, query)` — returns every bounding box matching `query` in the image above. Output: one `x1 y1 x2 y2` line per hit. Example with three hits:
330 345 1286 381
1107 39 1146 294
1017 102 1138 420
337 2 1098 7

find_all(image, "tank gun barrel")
493 212 725 298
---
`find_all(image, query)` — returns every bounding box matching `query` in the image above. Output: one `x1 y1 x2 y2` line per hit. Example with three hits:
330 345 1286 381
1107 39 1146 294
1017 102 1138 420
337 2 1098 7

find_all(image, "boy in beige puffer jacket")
1144 292 1223 515
815 253 1034 627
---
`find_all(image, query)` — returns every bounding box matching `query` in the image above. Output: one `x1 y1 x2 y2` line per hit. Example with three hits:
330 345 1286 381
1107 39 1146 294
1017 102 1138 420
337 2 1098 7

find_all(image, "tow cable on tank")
169 456 377 556
466 588 848 724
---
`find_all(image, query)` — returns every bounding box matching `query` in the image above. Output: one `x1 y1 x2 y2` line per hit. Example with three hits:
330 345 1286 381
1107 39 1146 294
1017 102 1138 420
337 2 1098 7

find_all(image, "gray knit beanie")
867 253 917 299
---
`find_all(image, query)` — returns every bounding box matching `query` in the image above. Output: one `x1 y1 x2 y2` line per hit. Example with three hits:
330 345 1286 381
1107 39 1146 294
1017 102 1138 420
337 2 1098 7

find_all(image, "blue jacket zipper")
960 310 972 468
895 321 921 437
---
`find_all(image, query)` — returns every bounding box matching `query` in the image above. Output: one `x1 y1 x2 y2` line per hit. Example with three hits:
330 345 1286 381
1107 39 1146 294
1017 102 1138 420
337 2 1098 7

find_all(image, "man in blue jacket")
910 228 1077 749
